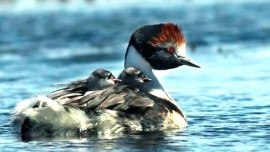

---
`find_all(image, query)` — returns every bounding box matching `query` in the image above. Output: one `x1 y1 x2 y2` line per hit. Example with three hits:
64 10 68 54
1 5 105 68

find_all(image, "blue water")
1 0 270 151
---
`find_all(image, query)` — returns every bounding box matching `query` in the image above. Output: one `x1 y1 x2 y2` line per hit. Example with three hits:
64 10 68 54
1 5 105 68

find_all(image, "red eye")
167 46 175 54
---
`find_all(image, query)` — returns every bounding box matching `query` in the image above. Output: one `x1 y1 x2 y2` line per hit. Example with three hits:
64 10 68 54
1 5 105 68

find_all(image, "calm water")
1 0 270 151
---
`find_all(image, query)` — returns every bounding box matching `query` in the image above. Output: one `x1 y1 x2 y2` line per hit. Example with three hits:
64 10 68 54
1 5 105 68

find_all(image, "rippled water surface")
1 0 270 151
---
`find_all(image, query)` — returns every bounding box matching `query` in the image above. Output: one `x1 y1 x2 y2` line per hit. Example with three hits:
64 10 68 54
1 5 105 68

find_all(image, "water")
1 0 270 151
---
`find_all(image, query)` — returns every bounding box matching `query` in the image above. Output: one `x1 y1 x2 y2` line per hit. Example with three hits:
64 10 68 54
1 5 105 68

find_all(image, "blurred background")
0 0 270 151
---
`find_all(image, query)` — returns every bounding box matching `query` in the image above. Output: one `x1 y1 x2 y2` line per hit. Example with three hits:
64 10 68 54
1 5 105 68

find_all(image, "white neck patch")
124 45 176 101
125 45 152 74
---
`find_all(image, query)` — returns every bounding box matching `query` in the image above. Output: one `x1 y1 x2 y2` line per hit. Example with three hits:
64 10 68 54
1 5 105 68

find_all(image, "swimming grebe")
16 23 200 137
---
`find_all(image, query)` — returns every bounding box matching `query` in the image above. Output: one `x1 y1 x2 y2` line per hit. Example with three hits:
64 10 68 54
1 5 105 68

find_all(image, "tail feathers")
20 106 96 138
11 95 66 131
12 96 187 138
19 108 143 137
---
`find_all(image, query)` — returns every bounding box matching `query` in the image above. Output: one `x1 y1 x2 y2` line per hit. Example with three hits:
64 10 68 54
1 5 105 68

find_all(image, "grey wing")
63 85 182 119
48 79 88 100
71 85 155 115
76 85 135 110
112 94 155 115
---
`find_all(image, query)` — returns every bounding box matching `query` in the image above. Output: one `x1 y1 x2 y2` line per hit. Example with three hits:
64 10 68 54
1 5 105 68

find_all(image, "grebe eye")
167 46 175 54
137 72 142 78
107 73 112 79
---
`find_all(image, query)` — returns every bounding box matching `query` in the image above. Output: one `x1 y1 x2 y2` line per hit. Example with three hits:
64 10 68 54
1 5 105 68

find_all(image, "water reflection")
20 130 191 151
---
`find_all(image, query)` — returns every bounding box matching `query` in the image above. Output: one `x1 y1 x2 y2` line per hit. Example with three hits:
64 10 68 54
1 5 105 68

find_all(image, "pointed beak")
111 78 122 83
180 56 201 68
142 77 152 82
175 53 201 68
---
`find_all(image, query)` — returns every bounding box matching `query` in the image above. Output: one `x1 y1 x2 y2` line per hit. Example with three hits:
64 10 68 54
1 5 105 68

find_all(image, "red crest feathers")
149 23 185 47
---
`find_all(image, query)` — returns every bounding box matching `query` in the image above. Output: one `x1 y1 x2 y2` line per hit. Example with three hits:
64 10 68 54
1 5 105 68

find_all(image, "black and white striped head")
118 67 151 91
125 23 200 70
87 69 121 91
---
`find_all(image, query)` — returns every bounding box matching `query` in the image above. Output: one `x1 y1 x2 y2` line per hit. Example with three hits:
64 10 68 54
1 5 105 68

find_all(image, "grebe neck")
124 45 173 101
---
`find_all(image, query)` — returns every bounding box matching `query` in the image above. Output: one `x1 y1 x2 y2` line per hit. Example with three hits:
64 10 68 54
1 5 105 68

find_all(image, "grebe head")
118 67 151 89
87 69 121 91
125 23 200 70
